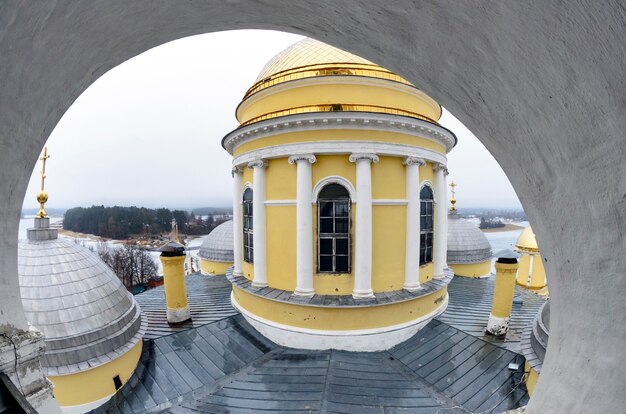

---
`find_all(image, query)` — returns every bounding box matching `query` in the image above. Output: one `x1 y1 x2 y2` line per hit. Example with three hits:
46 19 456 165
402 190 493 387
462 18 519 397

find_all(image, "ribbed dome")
447 213 492 264
255 38 378 81
198 220 233 263
18 220 145 376
515 226 539 252
244 38 414 100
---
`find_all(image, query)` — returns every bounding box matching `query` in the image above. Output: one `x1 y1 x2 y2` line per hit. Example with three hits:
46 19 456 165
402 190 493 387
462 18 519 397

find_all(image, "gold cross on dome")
40 146 50 191
449 180 457 211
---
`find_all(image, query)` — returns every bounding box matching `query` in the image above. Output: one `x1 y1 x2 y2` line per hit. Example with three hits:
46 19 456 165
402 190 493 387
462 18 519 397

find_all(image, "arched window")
318 183 351 273
243 188 253 263
420 185 434 265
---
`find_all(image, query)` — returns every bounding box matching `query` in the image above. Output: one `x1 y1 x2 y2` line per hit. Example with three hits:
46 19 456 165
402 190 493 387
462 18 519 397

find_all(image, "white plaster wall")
0 1 624 412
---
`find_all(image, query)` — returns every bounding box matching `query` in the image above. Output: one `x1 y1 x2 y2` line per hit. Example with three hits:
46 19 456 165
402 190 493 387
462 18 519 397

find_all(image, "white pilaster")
527 254 534 287
232 166 244 276
248 159 268 287
433 163 448 279
349 153 379 299
403 157 425 291
289 154 317 297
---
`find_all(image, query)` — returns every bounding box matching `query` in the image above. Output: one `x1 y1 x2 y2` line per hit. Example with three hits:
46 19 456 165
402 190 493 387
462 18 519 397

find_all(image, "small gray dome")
18 219 145 376
198 220 234 263
447 213 492 264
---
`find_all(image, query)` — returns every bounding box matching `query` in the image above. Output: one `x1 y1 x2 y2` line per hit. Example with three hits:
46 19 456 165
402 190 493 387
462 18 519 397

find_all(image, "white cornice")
222 112 457 154
232 140 447 168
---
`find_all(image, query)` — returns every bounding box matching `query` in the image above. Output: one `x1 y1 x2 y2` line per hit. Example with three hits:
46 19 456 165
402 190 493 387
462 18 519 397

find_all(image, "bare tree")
97 241 157 289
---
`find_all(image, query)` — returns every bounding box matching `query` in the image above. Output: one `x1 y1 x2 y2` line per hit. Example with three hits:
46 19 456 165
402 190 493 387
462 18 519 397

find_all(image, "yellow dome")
244 38 413 99
516 226 539 252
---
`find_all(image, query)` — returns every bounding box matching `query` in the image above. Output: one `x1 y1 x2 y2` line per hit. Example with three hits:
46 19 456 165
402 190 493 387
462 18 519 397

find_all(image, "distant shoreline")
481 223 525 233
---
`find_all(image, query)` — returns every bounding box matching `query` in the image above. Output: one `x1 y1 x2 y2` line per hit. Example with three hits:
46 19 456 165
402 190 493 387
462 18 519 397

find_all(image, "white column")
433 163 448 279
349 153 379 299
403 157 425 291
289 154 317 297
248 159 268 287
232 166 244 276
527 254 534 287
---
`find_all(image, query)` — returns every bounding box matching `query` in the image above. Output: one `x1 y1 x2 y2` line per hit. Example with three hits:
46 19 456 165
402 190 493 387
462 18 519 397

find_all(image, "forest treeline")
63 205 223 239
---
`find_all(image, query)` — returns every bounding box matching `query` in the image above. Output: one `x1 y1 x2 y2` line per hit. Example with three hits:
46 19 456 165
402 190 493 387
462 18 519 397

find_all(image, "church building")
222 38 457 351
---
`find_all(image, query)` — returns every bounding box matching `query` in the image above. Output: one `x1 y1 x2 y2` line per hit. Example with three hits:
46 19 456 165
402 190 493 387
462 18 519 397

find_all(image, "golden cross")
449 180 457 211
40 147 50 191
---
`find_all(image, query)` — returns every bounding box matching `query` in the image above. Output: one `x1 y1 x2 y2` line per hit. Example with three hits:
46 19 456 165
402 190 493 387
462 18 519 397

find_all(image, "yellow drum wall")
372 156 405 199
237 82 440 125
200 259 232 276
450 261 492 278
266 205 297 291
233 129 446 157
372 205 406 291
49 340 143 407
266 157 296 200
531 255 547 288
233 285 446 331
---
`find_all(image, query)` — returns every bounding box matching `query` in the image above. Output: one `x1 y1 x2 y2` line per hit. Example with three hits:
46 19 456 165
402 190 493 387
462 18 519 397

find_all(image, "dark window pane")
420 215 426 228
335 202 349 217
420 186 433 200
335 218 349 234
319 183 350 199
243 188 253 201
319 256 333 272
336 256 349 272
336 238 349 255
320 238 333 254
320 218 334 233
320 201 334 217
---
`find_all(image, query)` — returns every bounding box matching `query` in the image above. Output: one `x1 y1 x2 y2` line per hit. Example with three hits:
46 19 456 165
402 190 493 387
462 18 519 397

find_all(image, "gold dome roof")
515 226 539 252
244 38 413 99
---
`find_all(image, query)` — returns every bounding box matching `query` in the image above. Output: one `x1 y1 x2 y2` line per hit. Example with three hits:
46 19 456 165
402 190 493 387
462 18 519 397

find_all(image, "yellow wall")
451 261 492 278
200 259 232 276
266 205 297 291
266 157 296 200
372 156 405 199
160 255 188 312
516 254 531 286
372 205 406 291
525 361 540 396
516 253 547 289
237 82 440 125
49 340 143 407
531 255 547 288
238 155 440 295
233 285 446 330
233 129 446 157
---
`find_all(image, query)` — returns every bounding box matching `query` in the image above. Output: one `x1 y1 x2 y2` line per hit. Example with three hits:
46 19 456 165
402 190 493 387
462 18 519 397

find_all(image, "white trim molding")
312 176 356 202
222 111 457 154
232 291 448 351
372 199 408 206
233 140 447 168
265 199 297 206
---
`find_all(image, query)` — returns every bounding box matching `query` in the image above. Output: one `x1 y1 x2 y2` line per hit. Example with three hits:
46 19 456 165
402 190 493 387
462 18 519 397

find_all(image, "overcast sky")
23 30 522 211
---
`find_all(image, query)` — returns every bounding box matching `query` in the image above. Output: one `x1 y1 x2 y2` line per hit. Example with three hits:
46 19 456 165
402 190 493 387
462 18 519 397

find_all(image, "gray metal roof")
198 220 233 262
18 219 145 376
447 213 492 264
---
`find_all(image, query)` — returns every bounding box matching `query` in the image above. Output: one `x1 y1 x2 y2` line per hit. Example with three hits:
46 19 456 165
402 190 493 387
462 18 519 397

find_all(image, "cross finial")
449 180 457 211
36 147 50 218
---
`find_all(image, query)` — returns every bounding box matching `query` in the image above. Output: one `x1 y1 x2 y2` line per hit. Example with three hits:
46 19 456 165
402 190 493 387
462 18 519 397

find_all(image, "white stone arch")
312 176 356 203
0 4 624 413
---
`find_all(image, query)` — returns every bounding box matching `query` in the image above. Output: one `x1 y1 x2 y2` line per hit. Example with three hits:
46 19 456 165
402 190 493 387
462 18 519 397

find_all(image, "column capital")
432 162 448 174
403 157 426 167
247 159 268 169
349 153 379 163
231 165 244 176
288 154 316 164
